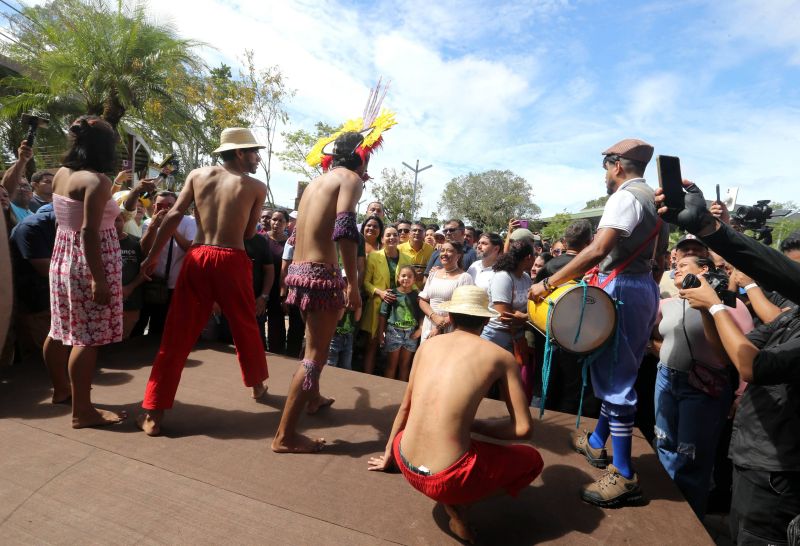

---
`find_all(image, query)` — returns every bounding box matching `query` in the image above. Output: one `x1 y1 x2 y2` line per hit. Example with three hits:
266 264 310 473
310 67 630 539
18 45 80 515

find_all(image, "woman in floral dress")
43 115 126 428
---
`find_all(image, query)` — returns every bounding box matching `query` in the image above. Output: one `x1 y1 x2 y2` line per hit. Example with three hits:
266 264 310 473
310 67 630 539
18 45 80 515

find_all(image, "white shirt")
597 178 645 237
142 215 197 289
467 260 495 292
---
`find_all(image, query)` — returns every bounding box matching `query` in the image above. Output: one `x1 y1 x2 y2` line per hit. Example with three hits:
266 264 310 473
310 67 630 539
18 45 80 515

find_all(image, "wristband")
708 304 727 316
743 283 758 292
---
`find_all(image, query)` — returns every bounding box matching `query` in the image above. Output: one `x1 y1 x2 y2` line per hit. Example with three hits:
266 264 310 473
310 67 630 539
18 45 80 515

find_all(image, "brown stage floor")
0 339 712 545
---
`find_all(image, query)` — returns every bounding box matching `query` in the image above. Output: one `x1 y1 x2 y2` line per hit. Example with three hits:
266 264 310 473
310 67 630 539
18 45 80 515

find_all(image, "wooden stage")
0 339 713 545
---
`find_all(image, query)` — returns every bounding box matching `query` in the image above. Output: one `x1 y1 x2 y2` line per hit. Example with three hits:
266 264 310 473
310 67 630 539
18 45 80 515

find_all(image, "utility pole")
402 159 432 219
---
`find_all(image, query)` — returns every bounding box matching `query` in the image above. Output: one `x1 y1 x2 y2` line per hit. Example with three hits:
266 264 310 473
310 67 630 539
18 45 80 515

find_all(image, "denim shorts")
384 324 419 353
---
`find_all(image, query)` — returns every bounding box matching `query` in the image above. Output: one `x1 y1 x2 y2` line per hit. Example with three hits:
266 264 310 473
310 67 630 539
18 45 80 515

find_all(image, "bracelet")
743 283 758 292
708 304 728 316
542 277 552 292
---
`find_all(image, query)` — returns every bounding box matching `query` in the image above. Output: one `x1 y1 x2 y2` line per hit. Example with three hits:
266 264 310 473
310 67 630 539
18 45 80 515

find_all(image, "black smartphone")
682 273 701 289
715 184 721 203
657 155 684 209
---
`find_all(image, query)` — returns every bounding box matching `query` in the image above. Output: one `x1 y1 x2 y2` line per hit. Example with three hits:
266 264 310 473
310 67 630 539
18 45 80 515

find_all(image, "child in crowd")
377 265 422 381
327 309 356 370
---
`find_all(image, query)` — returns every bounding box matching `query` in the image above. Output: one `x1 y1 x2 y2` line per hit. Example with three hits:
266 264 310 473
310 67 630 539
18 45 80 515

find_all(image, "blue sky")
5 0 800 217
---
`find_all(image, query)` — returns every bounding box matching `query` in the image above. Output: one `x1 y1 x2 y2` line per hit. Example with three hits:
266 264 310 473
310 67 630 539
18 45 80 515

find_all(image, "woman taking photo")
480 241 534 352
44 115 125 428
360 214 383 256
418 241 474 341
651 255 752 518
361 225 412 374
265 209 289 354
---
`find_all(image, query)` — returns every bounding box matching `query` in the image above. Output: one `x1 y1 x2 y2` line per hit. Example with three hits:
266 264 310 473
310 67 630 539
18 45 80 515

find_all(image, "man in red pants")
137 128 269 436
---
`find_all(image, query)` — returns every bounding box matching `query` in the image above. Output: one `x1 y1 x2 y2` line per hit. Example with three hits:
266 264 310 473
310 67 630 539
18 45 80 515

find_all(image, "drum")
528 282 617 354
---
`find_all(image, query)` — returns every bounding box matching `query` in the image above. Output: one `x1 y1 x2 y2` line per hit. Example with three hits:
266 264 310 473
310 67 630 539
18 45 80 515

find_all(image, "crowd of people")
1 120 798 545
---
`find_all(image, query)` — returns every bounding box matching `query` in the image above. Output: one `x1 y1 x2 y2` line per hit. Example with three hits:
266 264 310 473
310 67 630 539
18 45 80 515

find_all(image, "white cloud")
106 0 800 221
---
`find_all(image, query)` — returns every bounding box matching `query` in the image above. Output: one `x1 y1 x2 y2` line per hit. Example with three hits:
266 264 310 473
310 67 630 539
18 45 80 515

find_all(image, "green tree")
541 212 574 242
771 201 799 210
370 168 420 221
242 50 294 203
772 218 800 248
438 170 540 232
276 121 338 181
583 195 609 210
0 0 202 131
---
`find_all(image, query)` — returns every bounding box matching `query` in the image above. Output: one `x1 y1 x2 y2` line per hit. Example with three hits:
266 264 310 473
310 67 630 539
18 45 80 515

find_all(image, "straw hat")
213 128 266 154
438 286 499 318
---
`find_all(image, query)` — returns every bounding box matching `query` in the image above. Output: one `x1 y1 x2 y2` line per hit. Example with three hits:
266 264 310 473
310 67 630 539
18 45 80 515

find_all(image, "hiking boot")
572 429 610 469
580 464 644 508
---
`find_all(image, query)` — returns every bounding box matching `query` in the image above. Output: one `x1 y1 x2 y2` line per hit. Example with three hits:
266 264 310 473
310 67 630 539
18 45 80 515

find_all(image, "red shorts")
393 431 543 505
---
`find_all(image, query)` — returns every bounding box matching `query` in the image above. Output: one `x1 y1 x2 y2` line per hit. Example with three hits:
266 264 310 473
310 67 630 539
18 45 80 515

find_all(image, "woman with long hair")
480 241 535 352
361 225 412 374
651 255 753 518
44 115 126 428
418 241 474 341
265 209 290 353
361 214 384 255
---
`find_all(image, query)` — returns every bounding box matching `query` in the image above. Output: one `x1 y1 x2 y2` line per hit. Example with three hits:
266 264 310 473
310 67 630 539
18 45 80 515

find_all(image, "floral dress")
49 194 123 346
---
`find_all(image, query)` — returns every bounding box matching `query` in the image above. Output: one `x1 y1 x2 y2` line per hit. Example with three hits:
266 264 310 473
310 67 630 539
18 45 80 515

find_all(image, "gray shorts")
384 324 419 353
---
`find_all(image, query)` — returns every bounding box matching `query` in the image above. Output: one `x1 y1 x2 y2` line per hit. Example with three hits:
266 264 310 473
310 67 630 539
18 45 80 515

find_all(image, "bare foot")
271 433 326 453
251 382 268 400
136 410 163 437
71 408 127 429
443 504 475 544
306 394 335 415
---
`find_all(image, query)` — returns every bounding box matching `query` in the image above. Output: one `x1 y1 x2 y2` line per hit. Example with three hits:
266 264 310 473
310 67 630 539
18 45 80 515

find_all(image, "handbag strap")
164 235 175 281
599 218 663 289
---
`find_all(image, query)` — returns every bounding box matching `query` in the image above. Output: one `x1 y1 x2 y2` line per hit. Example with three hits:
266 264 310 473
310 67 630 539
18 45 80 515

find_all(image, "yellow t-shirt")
398 240 434 267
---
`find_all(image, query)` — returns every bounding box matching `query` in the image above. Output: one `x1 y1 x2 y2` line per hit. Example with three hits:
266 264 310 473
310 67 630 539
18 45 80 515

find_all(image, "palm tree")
0 0 203 134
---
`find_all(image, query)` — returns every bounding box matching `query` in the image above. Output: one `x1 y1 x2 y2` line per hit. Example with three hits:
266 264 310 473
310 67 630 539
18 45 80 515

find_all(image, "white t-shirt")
597 178 645 237
486 271 532 331
467 260 495 292
142 215 197 289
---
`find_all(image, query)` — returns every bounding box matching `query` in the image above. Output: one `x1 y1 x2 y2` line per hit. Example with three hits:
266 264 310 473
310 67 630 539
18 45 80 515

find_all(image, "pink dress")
49 194 123 346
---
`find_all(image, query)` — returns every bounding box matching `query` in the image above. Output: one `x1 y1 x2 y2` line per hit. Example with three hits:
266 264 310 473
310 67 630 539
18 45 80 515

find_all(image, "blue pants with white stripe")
590 272 660 418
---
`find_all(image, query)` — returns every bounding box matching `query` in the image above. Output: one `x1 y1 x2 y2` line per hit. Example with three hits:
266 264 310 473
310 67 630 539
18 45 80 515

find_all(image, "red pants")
393 431 543 505
143 245 268 410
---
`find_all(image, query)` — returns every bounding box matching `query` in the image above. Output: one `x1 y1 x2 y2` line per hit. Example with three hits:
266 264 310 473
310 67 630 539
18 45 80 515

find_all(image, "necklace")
444 266 458 274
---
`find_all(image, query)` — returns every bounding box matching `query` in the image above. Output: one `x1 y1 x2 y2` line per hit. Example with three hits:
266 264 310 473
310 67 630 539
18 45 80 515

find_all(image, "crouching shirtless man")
368 285 543 543
270 131 364 453
137 128 269 436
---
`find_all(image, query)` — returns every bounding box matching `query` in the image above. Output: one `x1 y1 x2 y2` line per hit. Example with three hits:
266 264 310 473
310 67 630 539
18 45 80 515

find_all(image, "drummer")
529 139 669 508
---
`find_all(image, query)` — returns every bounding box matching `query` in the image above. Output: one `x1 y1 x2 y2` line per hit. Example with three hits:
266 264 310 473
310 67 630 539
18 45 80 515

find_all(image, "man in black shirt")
9 204 55 363
115 212 149 339
658 181 800 545
534 219 592 283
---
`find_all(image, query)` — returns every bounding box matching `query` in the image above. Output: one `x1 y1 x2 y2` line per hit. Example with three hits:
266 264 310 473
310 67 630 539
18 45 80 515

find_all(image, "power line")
0 0 47 33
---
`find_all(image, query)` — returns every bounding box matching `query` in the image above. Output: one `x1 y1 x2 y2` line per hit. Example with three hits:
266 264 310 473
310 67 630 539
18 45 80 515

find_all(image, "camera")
733 200 773 245
682 272 737 308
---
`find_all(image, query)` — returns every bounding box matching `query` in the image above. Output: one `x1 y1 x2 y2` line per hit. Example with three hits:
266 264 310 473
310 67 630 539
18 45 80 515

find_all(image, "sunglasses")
443 227 460 234
602 155 622 169
397 228 410 233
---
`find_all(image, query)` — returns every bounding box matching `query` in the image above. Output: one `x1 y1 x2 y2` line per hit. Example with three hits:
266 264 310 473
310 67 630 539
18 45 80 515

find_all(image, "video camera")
682 271 737 308
732 199 773 245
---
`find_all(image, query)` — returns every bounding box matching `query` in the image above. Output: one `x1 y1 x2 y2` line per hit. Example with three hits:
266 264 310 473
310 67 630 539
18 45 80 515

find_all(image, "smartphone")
715 184 721 203
518 219 529 229
682 273 701 289
657 155 684 209
122 159 132 170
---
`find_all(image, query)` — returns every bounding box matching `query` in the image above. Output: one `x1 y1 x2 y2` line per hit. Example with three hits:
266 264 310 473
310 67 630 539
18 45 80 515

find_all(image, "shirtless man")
368 285 543 543
137 128 269 436
270 131 366 453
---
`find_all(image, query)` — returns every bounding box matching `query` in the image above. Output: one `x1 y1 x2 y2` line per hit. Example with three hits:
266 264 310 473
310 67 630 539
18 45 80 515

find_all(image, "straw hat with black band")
213 128 266 154
438 286 499 318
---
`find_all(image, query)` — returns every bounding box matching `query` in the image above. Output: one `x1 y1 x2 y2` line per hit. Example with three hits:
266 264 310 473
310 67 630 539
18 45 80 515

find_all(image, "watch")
259 294 269 300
